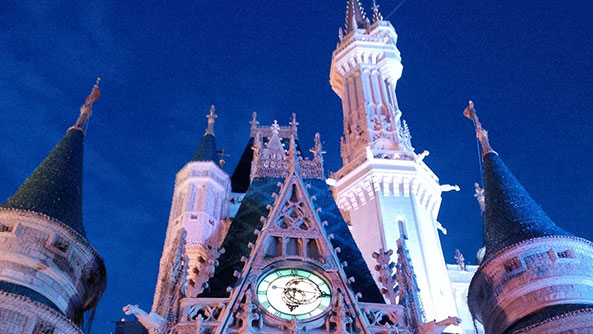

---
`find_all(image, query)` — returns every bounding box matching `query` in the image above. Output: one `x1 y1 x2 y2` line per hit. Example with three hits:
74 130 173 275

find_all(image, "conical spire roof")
192 134 217 162
464 101 571 259
192 105 218 162
481 152 571 257
1 79 101 237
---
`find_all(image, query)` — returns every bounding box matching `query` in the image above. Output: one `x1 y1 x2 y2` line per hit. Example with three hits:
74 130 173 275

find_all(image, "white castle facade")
2 1 593 334
125 2 479 333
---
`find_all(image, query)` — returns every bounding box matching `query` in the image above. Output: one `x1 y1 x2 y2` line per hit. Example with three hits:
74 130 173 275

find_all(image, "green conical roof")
1 128 87 236
192 133 217 162
481 152 571 259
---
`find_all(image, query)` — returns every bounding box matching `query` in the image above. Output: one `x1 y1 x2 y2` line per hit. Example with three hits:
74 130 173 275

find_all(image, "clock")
256 268 332 320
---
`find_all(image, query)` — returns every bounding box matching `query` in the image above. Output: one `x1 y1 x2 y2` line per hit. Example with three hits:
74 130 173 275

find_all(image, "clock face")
256 268 332 320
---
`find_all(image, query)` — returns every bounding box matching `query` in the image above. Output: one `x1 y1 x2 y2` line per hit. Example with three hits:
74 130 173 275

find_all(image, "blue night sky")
1 1 592 333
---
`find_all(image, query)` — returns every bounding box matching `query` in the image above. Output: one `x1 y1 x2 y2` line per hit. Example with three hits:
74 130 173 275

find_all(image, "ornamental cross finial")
249 112 259 136
289 113 299 133
310 133 326 164
372 0 383 22
72 77 101 133
271 120 280 135
454 249 466 271
463 100 495 156
205 105 217 136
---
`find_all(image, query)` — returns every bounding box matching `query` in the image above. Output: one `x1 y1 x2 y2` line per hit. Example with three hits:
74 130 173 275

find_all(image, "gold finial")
464 100 495 156
218 147 230 168
71 77 101 133
205 105 217 136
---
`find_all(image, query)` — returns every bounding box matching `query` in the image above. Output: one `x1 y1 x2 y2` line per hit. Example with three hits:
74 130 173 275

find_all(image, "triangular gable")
206 169 383 332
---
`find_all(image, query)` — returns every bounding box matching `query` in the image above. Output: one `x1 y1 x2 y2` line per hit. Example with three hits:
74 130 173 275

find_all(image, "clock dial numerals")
257 269 331 320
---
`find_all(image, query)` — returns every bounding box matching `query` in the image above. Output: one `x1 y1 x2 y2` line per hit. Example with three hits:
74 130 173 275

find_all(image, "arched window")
398 219 408 240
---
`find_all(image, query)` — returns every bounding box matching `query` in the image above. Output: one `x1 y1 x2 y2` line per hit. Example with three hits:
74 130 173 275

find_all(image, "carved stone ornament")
250 122 324 180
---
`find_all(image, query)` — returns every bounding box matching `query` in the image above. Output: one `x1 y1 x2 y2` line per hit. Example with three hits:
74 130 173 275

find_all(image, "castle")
1 1 593 334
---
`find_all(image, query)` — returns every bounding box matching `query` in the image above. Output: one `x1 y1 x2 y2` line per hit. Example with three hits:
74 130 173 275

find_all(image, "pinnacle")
345 0 368 33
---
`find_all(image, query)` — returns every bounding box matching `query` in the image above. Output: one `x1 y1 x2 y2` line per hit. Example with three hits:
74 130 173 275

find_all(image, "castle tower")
465 102 593 333
148 105 232 326
329 1 460 329
0 80 106 334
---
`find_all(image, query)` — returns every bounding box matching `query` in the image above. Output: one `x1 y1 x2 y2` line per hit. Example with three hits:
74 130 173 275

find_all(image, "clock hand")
272 285 330 298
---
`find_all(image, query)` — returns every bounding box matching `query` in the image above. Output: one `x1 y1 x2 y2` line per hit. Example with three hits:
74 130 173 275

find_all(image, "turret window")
503 257 522 273
32 320 55 334
524 251 553 269
557 249 575 259
48 234 70 254
264 237 282 258
0 222 12 233
398 220 408 240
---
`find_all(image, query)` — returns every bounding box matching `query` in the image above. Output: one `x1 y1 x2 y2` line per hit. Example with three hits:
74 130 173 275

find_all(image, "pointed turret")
466 101 593 334
192 105 218 162
331 4 461 327
345 0 368 33
463 101 571 259
1 79 101 237
0 79 106 332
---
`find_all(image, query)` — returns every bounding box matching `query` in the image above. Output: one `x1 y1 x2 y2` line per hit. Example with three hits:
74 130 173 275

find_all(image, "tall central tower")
329 1 460 330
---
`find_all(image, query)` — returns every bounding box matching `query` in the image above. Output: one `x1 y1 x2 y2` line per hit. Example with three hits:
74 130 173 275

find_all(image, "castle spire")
464 101 571 259
463 101 495 156
288 113 298 135
205 105 217 136
1 79 103 236
345 0 368 33
71 77 101 133
192 105 218 162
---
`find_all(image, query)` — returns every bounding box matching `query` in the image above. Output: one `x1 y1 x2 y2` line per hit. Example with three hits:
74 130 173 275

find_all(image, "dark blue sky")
1 1 592 333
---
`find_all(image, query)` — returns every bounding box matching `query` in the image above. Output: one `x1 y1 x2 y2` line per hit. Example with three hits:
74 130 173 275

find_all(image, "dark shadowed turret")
465 101 593 333
481 152 571 259
0 79 107 332
1 128 87 236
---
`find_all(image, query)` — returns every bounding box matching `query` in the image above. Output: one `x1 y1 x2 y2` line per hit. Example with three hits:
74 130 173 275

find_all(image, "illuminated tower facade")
149 106 232 328
0 81 106 334
329 1 460 330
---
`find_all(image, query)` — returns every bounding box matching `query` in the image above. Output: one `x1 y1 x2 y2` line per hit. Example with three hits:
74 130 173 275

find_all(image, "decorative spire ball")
205 105 217 136
463 100 495 156
72 77 101 132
